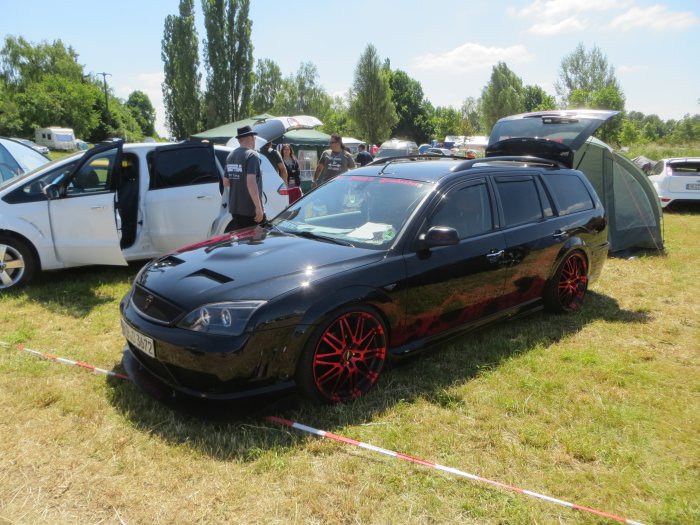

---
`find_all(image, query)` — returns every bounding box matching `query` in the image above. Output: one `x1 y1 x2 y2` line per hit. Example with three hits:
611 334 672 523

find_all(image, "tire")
544 251 588 313
0 235 37 291
296 305 388 404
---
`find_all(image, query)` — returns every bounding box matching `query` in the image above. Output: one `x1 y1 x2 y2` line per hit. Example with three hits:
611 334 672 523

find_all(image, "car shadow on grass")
15 262 145 317
105 289 650 461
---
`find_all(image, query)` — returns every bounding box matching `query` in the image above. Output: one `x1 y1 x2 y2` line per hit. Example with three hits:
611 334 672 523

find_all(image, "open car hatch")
486 110 619 168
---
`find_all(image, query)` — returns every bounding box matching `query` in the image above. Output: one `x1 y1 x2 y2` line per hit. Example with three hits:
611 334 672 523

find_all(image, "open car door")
45 142 127 266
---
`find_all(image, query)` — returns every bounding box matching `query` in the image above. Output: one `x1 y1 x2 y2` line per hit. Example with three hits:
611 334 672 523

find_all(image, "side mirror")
418 226 459 250
43 183 60 200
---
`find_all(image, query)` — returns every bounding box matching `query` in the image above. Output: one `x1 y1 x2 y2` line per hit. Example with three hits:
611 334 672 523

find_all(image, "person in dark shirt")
280 143 302 204
223 126 264 231
355 143 374 166
260 141 288 184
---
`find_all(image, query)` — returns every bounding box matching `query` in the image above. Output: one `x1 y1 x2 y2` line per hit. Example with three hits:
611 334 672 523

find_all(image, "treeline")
0 36 156 142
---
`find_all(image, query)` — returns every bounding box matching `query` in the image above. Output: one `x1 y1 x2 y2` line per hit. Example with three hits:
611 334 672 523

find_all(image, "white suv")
648 157 700 208
0 140 289 291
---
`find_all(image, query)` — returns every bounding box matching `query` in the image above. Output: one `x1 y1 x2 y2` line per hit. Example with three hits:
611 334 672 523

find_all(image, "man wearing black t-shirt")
224 126 264 231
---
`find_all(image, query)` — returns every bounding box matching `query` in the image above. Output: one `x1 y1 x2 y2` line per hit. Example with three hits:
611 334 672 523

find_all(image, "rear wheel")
0 235 37 291
296 305 388 403
544 251 588 313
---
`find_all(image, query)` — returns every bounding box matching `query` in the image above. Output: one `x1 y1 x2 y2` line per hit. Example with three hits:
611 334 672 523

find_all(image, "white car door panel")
145 183 221 252
49 192 126 265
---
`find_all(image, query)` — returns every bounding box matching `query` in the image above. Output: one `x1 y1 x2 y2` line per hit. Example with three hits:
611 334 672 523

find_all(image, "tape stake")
265 416 646 525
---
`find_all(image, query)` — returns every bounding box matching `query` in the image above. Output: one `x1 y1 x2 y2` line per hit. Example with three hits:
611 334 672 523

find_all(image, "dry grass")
1 209 698 524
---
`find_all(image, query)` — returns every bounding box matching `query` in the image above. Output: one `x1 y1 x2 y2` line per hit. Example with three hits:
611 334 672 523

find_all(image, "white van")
35 127 77 151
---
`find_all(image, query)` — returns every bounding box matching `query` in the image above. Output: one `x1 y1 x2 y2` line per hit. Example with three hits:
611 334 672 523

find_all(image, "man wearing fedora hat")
224 125 265 230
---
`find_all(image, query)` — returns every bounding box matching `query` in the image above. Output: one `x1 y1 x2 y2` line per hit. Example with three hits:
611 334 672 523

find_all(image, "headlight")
177 301 266 336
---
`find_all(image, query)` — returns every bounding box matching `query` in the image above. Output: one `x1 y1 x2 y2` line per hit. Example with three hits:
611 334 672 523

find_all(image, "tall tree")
272 62 330 117
161 0 202 139
349 44 397 146
431 106 463 140
389 69 433 144
523 85 556 112
202 0 253 127
251 58 282 114
480 62 524 133
460 96 481 136
555 43 624 111
126 90 157 137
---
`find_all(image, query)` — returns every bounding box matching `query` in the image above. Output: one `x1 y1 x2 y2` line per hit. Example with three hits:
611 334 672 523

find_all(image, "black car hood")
486 109 619 168
136 228 384 308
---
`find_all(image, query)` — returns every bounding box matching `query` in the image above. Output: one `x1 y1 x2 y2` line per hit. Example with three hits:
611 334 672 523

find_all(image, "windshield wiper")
294 230 354 246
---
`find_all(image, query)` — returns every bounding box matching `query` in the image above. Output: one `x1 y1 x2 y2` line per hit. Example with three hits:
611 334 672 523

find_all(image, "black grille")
131 284 184 324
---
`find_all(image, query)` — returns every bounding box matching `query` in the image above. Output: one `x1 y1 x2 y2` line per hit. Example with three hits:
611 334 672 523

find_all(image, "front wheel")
296 305 388 403
0 235 37 291
544 251 588 313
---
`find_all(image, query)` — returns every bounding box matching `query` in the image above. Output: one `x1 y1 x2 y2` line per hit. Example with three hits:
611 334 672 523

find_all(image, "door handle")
196 195 213 200
486 249 505 263
90 206 106 210
552 230 568 241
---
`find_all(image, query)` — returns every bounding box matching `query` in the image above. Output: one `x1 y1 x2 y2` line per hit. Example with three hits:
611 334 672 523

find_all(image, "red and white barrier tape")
265 419 646 524
3 342 646 524
2 342 130 381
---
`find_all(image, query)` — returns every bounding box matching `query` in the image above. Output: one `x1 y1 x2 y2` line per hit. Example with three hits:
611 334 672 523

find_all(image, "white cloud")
413 43 534 72
605 4 700 31
618 64 645 73
528 16 589 35
510 0 631 35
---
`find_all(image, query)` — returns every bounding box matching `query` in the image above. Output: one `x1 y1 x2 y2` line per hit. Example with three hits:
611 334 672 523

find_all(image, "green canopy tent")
574 137 664 253
189 114 274 144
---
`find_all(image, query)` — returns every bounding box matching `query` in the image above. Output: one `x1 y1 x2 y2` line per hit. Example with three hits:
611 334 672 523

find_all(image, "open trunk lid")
486 110 619 168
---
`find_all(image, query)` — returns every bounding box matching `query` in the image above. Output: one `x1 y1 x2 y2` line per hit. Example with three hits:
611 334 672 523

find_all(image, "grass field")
1 208 698 524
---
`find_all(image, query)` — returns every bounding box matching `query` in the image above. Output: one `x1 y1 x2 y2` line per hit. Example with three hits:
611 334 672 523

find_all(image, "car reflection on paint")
120 110 615 405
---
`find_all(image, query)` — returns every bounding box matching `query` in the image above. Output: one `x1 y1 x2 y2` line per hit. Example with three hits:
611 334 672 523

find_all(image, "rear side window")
149 147 218 190
496 178 543 226
545 174 594 215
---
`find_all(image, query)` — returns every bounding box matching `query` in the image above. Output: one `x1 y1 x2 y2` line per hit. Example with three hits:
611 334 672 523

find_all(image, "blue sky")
3 0 699 137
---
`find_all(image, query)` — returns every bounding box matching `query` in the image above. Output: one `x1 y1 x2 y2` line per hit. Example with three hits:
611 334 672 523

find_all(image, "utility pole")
97 72 112 124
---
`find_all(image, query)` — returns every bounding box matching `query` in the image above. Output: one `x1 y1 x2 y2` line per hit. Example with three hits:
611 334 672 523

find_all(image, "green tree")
618 119 641 146
272 62 331 116
388 70 433 144
555 43 624 111
251 58 282 114
348 44 397 146
431 106 463 140
162 0 202 139
460 96 481 136
480 62 524 133
319 95 357 138
126 90 156 137
523 85 557 112
202 0 253 127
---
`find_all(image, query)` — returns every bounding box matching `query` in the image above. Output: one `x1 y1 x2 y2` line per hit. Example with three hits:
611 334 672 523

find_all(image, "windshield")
272 174 433 250
0 152 84 192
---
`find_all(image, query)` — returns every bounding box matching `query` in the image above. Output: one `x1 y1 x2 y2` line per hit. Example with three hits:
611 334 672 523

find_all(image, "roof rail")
367 154 466 166
451 155 567 172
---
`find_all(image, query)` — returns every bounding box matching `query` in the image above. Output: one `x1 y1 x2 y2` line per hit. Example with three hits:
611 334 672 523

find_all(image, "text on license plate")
121 320 155 358
686 183 700 190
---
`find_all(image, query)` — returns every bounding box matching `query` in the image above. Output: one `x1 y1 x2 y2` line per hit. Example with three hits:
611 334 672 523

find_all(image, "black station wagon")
120 110 613 405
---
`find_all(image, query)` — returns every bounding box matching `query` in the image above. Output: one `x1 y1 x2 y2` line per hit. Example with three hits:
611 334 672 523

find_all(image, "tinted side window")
149 147 218 190
429 183 493 239
545 174 594 215
651 161 664 175
496 178 543 227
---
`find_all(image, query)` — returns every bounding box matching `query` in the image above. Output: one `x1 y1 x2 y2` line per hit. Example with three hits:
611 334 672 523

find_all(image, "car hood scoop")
136 231 383 308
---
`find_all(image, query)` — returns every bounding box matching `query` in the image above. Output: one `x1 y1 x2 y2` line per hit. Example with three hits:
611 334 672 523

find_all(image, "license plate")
686 183 700 190
121 320 155 358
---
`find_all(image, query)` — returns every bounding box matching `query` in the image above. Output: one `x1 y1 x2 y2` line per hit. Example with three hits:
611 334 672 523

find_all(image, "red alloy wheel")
311 310 387 403
557 253 588 311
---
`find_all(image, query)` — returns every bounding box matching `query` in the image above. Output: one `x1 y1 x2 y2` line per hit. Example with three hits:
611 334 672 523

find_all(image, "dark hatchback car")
120 110 613 405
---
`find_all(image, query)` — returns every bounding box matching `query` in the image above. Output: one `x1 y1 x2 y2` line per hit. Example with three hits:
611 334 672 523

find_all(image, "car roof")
354 158 463 183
